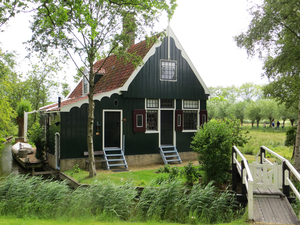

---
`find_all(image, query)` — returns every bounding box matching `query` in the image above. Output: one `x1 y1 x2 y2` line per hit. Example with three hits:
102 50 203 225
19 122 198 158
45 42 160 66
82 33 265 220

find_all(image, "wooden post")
232 147 237 192
241 160 247 197
282 161 290 197
260 147 265 164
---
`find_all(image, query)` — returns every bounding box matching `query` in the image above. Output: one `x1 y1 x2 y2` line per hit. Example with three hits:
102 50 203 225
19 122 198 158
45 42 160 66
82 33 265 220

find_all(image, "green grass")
65 165 204 186
0 216 250 225
239 127 293 162
65 169 161 186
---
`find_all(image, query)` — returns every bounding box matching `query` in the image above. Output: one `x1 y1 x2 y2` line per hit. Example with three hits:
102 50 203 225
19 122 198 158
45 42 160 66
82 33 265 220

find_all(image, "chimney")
122 12 136 46
58 97 61 108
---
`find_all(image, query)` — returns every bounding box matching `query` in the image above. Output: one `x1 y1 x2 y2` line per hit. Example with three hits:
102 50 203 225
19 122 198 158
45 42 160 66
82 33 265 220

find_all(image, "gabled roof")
40 27 210 113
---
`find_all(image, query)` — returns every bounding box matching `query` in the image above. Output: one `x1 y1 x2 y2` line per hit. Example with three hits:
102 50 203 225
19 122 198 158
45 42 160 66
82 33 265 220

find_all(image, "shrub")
28 122 46 161
181 162 199 186
191 118 250 184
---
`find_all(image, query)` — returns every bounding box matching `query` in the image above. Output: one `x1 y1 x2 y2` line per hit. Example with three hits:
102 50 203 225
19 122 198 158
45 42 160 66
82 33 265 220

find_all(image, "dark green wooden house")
40 27 210 171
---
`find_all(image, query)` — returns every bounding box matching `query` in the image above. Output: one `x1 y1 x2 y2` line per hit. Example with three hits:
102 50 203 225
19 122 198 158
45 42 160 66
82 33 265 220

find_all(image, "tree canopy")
235 0 300 171
27 0 177 177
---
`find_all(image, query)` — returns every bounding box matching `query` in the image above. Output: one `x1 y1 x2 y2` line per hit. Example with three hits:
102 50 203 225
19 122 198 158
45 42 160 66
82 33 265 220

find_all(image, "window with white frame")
146 99 159 131
161 60 177 81
183 100 198 130
146 110 158 130
83 76 88 95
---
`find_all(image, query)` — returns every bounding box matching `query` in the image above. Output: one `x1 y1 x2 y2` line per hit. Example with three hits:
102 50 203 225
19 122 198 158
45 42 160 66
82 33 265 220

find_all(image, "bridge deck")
253 195 299 224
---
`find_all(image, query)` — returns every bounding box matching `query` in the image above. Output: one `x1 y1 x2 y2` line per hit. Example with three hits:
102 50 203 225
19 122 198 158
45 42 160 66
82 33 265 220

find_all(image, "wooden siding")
46 114 60 155
123 37 208 100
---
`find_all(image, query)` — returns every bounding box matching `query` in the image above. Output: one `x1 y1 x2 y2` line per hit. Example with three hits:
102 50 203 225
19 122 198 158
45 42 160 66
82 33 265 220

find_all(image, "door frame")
159 109 175 146
102 110 123 149
55 132 60 170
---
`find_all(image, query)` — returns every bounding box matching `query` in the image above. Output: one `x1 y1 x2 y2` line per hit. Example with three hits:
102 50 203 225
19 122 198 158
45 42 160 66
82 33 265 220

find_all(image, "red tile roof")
41 38 156 112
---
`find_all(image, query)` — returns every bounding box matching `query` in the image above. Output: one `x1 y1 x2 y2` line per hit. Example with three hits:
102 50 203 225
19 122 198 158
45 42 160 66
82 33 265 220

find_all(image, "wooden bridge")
232 146 300 224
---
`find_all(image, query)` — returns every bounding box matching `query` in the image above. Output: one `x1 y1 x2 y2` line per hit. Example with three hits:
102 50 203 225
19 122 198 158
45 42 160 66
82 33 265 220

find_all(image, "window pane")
161 60 176 80
147 99 159 108
183 110 197 130
147 110 158 130
83 77 88 94
202 115 206 124
183 100 198 109
177 114 181 127
136 115 143 127
161 99 174 108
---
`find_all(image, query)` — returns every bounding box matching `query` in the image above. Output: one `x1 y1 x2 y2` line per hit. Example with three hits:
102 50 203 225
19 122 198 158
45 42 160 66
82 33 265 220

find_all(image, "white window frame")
160 59 177 81
145 98 176 134
82 68 89 96
182 100 199 132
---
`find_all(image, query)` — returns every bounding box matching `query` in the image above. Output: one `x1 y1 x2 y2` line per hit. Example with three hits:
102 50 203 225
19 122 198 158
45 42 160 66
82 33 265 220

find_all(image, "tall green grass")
0 174 244 224
137 180 241 224
239 128 293 160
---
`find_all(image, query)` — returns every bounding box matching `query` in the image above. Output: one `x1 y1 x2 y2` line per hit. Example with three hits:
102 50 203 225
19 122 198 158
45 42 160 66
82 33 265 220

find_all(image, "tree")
239 82 262 102
16 100 32 138
207 96 227 121
191 118 250 184
261 99 279 127
229 101 247 126
28 0 177 177
246 101 263 127
235 0 300 171
0 47 17 138
0 0 28 30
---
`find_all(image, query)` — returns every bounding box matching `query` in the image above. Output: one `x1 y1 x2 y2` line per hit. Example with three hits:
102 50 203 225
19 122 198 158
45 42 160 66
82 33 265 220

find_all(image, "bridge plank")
253 196 299 224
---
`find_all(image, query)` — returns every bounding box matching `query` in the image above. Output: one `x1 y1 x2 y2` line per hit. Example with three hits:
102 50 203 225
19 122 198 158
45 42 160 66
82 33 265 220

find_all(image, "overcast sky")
0 0 268 92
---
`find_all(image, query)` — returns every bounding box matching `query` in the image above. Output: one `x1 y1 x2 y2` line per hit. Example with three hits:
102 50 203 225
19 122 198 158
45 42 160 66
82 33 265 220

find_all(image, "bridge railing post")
260 146 265 164
232 147 237 193
282 161 291 198
241 160 247 197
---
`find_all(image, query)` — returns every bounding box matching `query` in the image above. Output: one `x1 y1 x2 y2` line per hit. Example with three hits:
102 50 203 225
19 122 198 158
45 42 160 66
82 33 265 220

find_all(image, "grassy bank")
0 217 250 225
239 127 293 162
0 174 243 224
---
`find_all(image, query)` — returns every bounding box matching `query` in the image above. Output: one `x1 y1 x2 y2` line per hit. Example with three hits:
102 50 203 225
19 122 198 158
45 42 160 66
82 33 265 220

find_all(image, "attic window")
161 60 177 81
83 76 88 95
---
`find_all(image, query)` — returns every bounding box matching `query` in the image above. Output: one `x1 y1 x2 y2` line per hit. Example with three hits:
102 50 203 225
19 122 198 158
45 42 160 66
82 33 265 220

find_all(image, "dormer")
82 68 89 96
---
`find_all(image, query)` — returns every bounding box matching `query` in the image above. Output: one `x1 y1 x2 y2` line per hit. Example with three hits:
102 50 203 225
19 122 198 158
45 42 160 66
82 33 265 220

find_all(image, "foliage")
229 101 246 125
0 0 28 30
181 162 199 186
28 122 46 161
191 118 250 184
285 126 297 147
260 99 279 127
235 0 300 171
28 0 177 178
245 101 263 127
0 48 17 138
16 99 32 118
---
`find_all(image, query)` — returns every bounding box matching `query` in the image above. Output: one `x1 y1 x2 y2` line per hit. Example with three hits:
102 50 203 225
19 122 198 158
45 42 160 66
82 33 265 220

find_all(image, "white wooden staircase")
103 148 128 170
159 146 182 164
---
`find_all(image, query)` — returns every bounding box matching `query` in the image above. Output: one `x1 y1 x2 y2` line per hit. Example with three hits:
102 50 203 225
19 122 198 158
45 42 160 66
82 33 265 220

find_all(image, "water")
0 143 27 176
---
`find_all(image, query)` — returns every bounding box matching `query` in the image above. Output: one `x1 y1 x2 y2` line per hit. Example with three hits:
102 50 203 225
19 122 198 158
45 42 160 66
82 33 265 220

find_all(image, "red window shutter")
175 110 183 131
133 109 146 132
200 110 208 126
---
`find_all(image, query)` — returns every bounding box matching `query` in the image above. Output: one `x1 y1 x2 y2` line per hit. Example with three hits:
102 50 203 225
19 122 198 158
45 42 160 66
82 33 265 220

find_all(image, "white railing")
232 146 254 220
260 146 300 201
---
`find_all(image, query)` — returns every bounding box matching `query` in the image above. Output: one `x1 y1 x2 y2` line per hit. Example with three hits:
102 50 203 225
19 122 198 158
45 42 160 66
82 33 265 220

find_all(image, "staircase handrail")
260 146 300 201
232 146 253 220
